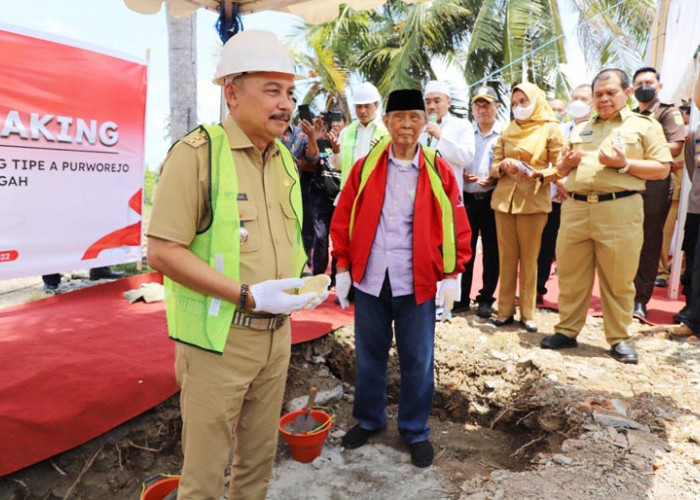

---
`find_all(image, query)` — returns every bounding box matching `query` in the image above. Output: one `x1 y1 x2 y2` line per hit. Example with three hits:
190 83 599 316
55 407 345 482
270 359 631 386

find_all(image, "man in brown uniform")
541 68 672 364
630 67 686 319
147 30 326 499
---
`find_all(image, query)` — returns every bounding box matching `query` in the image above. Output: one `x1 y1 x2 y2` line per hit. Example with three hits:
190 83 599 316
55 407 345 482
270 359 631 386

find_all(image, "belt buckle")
586 194 599 203
272 315 285 330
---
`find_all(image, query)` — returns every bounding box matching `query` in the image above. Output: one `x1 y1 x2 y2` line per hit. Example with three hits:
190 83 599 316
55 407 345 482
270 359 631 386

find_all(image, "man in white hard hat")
330 81 388 189
147 30 328 500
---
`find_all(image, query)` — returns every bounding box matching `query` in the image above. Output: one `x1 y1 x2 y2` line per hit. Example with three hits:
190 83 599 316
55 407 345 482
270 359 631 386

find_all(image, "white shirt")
419 113 475 192
465 121 501 194
330 118 382 169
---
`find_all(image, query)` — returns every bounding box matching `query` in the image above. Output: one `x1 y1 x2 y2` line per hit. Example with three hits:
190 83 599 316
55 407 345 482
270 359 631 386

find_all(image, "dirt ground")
2 276 700 499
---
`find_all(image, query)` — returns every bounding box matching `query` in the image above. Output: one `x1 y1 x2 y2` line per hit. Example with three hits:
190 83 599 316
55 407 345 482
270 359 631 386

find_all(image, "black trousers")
456 191 499 307
300 171 314 258
310 190 335 277
634 178 672 304
537 202 561 296
680 213 700 304
679 213 700 331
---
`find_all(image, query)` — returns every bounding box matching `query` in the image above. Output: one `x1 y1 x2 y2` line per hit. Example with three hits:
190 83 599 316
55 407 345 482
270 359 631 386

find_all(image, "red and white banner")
0 24 147 280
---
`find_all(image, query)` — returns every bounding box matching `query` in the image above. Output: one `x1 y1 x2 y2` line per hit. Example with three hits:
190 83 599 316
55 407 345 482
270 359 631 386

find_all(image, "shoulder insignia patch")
673 111 684 126
183 130 208 148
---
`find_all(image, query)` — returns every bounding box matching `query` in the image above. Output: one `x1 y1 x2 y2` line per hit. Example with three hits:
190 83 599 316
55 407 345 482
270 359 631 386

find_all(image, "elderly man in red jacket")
330 89 471 467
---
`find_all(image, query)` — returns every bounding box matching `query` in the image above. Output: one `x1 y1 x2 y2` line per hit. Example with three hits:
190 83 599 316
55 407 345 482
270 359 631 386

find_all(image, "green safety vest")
340 119 388 189
348 136 457 273
164 124 307 354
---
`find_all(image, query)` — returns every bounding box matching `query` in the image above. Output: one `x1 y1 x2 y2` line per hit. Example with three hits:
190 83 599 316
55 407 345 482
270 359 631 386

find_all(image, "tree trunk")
166 5 197 142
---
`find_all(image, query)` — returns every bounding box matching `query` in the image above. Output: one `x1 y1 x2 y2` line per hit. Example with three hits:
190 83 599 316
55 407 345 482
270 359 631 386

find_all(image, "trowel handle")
306 387 318 411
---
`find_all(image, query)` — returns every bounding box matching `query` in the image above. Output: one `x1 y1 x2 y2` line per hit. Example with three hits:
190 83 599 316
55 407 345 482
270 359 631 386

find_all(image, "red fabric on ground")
0 272 352 476
470 251 684 325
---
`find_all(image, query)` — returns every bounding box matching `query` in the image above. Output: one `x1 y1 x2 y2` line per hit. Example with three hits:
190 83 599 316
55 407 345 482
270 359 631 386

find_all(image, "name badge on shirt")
237 193 248 200
580 130 593 136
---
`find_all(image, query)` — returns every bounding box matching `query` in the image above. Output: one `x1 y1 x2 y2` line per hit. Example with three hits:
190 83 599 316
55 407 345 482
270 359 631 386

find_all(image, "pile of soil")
2 278 700 499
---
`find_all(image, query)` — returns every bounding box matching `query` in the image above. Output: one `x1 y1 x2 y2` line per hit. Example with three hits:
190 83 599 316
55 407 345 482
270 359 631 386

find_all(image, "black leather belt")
568 190 640 203
464 191 493 200
232 311 287 331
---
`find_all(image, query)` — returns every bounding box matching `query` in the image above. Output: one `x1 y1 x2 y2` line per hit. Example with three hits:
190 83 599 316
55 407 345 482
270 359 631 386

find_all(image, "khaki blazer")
489 121 563 214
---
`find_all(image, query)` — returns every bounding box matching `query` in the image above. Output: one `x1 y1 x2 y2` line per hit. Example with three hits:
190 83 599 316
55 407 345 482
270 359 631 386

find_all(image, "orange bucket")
279 409 333 463
140 475 180 500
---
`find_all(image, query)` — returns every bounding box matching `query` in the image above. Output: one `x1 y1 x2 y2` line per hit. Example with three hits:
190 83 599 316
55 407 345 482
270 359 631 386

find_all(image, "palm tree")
466 0 568 97
166 3 197 142
568 0 655 72
292 0 478 98
465 0 655 98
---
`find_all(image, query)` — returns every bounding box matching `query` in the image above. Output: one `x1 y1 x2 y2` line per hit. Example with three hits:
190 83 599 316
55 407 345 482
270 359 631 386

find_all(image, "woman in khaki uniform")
490 82 564 332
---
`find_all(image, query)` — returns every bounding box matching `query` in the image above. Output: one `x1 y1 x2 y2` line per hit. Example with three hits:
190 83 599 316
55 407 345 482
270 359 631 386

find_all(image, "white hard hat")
352 82 381 105
213 30 303 85
424 80 450 97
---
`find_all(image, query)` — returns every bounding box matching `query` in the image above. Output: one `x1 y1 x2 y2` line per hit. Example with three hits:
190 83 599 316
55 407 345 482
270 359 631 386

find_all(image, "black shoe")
409 440 434 468
341 424 380 449
610 341 638 364
476 302 492 318
520 320 538 333
633 302 647 320
536 293 545 306
89 267 126 280
654 278 667 288
451 301 470 313
673 305 689 324
540 333 578 350
491 316 514 326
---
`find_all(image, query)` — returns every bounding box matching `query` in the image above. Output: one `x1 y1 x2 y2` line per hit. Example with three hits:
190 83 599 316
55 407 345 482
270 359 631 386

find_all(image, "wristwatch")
618 161 630 174
239 284 250 311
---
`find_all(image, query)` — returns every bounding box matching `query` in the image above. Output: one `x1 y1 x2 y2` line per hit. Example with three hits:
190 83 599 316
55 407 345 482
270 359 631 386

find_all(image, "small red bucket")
279 409 333 463
141 475 180 500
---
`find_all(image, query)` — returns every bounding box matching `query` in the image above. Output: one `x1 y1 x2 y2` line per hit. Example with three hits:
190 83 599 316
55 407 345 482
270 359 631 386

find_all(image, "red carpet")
0 273 352 476
470 251 685 325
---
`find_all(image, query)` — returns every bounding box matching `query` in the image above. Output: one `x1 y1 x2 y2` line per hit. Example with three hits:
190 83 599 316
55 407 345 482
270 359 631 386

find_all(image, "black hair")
592 68 631 90
632 66 661 83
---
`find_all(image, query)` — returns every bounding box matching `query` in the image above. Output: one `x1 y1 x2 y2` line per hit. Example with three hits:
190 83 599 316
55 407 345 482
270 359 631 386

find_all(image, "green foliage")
143 169 159 207
294 0 654 106
292 0 477 101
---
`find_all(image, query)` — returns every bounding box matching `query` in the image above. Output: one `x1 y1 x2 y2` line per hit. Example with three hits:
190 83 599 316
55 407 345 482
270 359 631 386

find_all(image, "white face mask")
569 100 591 119
512 102 535 121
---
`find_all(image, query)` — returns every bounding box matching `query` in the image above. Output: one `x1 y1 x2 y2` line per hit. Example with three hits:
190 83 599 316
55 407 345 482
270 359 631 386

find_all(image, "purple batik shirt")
354 146 420 298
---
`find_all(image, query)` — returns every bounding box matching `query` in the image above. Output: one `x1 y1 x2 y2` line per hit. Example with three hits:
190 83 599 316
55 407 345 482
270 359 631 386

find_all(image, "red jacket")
330 143 471 305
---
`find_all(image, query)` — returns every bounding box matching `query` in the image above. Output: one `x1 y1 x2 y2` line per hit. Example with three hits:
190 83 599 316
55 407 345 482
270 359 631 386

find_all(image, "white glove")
250 278 316 315
437 279 458 321
335 271 352 309
304 289 330 310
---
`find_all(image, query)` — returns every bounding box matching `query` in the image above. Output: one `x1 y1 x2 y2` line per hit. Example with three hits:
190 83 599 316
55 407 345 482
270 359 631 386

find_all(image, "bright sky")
1 1 591 170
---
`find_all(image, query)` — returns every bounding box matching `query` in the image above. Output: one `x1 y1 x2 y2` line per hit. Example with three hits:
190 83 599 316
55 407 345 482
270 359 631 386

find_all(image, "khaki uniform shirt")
148 116 298 286
564 107 673 194
490 121 564 214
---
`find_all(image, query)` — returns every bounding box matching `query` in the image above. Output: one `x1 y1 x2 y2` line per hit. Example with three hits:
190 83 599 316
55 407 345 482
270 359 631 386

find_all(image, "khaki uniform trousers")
555 194 643 346
494 211 548 320
175 322 291 500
